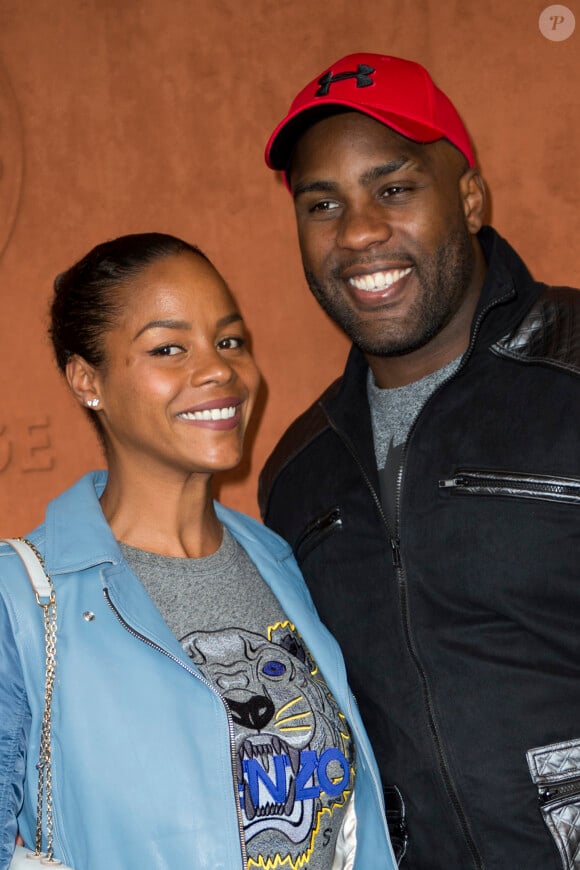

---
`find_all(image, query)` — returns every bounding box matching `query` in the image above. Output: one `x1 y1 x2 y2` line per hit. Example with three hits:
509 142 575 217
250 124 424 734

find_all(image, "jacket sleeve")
0 593 31 869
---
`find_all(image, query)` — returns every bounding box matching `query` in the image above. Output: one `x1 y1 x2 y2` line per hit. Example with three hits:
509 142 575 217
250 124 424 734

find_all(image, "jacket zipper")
323 292 515 868
539 778 580 808
103 588 248 868
439 470 580 503
392 293 517 869
329 421 482 869
294 506 343 558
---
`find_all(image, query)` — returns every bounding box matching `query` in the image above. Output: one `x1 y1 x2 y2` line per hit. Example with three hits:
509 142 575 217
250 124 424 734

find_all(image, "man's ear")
460 168 486 235
65 354 101 410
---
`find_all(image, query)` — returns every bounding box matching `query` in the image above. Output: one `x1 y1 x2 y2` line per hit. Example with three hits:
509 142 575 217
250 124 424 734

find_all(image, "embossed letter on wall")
0 416 56 475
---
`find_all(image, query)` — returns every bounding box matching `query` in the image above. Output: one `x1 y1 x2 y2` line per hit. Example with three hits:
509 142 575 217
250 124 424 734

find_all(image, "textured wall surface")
0 0 578 534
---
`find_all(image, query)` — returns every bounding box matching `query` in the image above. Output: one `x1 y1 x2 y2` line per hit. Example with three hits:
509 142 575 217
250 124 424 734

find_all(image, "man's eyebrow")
133 312 243 341
360 157 414 185
292 179 338 200
293 157 417 199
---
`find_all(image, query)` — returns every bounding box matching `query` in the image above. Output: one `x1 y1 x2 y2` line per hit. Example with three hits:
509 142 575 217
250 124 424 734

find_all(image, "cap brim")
265 101 444 171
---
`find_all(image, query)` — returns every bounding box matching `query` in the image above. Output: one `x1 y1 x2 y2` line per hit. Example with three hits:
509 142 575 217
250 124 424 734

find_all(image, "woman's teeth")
179 406 237 421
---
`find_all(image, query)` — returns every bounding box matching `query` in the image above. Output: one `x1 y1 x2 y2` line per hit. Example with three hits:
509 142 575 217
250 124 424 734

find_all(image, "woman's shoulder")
0 526 46 570
0 471 106 559
215 502 294 558
0 526 47 606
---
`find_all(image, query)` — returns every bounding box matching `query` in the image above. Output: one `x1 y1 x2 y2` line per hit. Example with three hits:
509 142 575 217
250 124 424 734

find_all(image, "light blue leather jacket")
0 472 396 869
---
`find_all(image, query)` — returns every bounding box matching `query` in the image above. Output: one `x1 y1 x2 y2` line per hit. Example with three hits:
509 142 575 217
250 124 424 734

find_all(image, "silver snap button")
83 611 95 622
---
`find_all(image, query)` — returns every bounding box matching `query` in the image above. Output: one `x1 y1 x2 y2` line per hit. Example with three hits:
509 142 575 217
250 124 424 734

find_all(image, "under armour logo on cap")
265 53 476 173
315 64 375 97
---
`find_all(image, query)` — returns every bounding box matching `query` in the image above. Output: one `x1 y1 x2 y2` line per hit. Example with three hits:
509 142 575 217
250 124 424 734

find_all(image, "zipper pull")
539 778 580 806
439 477 464 489
391 538 402 567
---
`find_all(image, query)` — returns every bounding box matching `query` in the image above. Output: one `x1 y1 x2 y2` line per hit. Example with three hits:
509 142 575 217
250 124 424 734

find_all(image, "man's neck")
366 342 467 388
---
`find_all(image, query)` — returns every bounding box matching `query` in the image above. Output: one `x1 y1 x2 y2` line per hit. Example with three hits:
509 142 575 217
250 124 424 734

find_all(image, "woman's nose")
189 347 234 386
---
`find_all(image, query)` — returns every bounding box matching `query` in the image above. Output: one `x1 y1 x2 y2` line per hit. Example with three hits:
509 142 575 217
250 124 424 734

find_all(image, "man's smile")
348 266 413 293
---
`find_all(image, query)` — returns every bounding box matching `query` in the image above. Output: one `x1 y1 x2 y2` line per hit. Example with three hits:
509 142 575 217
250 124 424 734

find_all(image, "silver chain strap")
20 537 62 866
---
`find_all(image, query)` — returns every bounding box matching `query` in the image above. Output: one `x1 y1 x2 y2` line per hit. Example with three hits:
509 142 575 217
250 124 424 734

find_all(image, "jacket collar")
39 470 292 576
40 470 121 575
37 472 335 692
471 226 541 347
319 349 380 491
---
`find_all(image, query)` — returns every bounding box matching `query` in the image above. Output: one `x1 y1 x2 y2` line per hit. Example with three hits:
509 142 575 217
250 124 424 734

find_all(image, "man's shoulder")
258 378 342 518
492 283 580 376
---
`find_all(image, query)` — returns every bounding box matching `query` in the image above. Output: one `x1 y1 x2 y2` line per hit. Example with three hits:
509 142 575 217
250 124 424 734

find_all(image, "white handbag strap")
4 537 53 602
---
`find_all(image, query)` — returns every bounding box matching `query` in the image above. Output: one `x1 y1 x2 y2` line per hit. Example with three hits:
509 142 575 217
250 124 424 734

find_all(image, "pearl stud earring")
86 397 100 409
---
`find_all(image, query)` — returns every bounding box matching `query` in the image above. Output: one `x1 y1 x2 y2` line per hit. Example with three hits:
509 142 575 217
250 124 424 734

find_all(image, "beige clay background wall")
0 0 578 535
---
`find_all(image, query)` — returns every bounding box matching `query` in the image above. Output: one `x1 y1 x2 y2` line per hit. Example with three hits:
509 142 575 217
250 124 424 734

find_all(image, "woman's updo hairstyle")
50 232 209 373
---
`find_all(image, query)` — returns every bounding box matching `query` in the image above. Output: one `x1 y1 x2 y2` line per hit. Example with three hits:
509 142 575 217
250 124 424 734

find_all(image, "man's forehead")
291 113 427 174
290 111 465 181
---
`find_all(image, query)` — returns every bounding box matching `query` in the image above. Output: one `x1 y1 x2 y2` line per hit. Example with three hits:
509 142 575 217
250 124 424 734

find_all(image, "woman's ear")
460 168 487 235
65 355 101 411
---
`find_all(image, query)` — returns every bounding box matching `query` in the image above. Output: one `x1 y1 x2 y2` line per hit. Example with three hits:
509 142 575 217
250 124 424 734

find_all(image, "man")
258 53 580 868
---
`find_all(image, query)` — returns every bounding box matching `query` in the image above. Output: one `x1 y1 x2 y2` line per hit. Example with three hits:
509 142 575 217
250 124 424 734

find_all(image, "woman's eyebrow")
217 312 243 328
133 319 191 340
133 312 242 341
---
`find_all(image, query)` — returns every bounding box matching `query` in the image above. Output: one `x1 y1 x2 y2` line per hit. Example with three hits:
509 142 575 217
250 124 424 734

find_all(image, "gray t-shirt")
367 357 461 529
120 527 355 869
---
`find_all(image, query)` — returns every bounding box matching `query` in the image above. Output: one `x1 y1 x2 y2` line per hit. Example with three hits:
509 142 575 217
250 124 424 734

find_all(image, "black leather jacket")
259 228 580 869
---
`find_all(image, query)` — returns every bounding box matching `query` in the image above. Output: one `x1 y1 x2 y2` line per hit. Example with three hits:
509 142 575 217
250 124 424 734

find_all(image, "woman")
0 233 396 869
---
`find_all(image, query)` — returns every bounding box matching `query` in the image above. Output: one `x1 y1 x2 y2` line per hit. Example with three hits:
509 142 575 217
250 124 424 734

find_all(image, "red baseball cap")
265 53 475 172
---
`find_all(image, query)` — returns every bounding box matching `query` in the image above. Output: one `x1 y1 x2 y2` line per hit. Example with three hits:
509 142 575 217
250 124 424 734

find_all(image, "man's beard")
304 227 476 358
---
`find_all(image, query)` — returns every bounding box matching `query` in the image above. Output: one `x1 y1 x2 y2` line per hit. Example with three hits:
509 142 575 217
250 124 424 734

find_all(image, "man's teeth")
349 267 412 292
179 406 237 421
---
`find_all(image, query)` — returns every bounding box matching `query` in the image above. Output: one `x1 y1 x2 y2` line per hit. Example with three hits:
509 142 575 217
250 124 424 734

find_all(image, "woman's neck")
99 464 223 558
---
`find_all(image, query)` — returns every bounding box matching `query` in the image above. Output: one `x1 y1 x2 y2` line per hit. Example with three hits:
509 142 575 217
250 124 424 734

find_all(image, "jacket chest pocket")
294 507 343 561
439 469 580 505
526 737 580 869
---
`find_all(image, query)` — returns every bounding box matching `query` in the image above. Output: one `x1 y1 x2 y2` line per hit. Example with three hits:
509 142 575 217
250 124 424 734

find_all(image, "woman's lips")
176 397 243 429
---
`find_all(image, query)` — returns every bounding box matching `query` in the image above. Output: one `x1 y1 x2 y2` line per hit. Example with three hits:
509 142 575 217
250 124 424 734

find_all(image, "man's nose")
337 203 391 250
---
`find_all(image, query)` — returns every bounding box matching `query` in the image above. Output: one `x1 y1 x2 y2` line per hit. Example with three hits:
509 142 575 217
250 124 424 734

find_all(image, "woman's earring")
86 397 100 409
